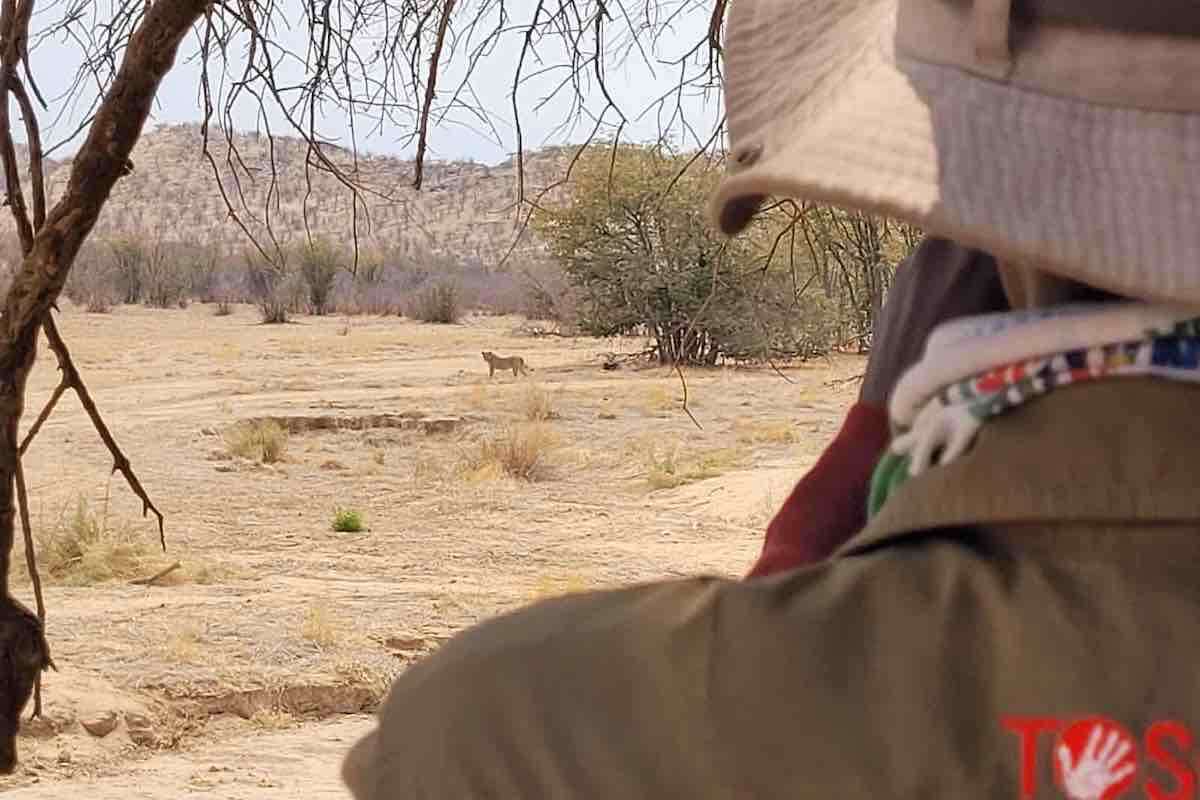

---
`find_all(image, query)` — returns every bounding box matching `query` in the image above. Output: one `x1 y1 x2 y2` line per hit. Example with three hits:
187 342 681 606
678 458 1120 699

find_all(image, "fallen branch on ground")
825 372 866 388
130 562 182 586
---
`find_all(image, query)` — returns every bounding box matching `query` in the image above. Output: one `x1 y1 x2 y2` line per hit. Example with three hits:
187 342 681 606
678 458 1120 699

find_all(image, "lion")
481 351 531 378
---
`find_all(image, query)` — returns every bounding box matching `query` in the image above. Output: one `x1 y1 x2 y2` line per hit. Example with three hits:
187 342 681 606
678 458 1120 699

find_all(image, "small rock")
383 636 428 652
598 412 617 420
124 712 159 747
80 710 118 738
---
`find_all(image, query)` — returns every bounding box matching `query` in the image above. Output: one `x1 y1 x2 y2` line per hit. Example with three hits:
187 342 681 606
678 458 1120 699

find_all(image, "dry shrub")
463 423 556 481
245 249 303 324
64 249 121 313
250 709 296 730
463 384 489 410
641 384 677 413
163 624 203 663
224 419 289 463
519 383 557 421
38 496 153 585
412 454 445 484
87 294 114 314
298 239 340 315
408 280 462 324
141 245 191 309
214 300 233 316
527 574 590 601
301 603 339 648
734 420 798 445
644 444 744 490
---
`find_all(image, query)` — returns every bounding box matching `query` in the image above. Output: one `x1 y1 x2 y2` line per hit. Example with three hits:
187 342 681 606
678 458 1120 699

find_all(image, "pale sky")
23 2 724 166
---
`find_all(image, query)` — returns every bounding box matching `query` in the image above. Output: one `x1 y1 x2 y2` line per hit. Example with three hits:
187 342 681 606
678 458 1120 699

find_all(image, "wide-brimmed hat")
710 0 1200 304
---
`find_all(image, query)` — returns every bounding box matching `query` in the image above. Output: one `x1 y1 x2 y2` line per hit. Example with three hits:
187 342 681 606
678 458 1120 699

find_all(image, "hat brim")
710 3 1200 305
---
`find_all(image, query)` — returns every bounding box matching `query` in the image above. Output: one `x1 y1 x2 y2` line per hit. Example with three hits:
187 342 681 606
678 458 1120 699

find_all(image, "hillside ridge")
3 124 578 266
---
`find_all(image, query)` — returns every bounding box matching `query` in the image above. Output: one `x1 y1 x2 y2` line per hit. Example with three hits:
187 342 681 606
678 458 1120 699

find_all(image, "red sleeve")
745 402 890 579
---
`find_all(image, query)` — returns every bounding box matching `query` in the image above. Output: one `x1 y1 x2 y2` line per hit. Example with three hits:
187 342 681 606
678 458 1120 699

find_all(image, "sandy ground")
0 302 862 797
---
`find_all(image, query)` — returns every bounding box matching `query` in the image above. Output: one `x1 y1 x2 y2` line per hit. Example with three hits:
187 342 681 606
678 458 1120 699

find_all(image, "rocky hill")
2 124 577 267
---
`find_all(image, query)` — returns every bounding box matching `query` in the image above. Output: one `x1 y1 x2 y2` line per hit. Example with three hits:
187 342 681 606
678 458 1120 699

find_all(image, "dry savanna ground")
0 302 863 798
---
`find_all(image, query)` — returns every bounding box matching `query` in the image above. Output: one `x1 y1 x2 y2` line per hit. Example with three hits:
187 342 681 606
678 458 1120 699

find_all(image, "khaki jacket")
344 378 1200 799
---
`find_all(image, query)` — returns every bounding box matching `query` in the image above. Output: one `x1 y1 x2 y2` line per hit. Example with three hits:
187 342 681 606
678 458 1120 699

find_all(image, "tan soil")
0 302 861 797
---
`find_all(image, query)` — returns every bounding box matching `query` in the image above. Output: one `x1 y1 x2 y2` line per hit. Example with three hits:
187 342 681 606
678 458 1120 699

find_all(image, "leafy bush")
535 144 915 363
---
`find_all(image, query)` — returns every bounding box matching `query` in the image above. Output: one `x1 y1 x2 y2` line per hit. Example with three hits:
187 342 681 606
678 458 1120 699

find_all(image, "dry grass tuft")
301 603 340 648
518 383 558 421
250 709 296 730
642 384 676 413
175 559 232 586
735 420 798 445
463 423 557 481
528 574 591 601
463 383 489 410
644 444 745 490
412 454 446 484
38 496 154 585
163 624 203 663
333 659 400 702
223 419 289 463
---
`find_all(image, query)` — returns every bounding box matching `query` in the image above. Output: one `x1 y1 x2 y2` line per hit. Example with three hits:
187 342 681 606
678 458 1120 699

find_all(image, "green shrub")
332 508 364 533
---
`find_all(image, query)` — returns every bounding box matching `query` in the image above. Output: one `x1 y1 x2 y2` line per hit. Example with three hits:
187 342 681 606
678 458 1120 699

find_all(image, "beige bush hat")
710 0 1200 305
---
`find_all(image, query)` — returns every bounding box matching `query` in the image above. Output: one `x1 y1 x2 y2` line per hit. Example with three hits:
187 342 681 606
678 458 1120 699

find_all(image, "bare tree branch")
39 315 165 550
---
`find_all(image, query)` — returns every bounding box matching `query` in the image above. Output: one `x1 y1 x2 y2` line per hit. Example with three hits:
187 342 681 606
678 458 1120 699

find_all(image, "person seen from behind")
343 0 1200 796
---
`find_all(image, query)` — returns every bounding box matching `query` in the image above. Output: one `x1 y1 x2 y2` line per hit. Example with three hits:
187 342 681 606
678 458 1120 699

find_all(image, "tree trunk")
0 0 210 774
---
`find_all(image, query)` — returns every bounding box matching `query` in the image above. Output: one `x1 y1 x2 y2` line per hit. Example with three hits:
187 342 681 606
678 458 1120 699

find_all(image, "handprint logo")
1055 718 1138 800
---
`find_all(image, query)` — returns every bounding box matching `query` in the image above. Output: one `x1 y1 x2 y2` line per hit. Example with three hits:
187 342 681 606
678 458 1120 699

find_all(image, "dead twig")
130 561 181 586
18 382 66 456
825 372 866 388
767 360 797 384
673 360 703 432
